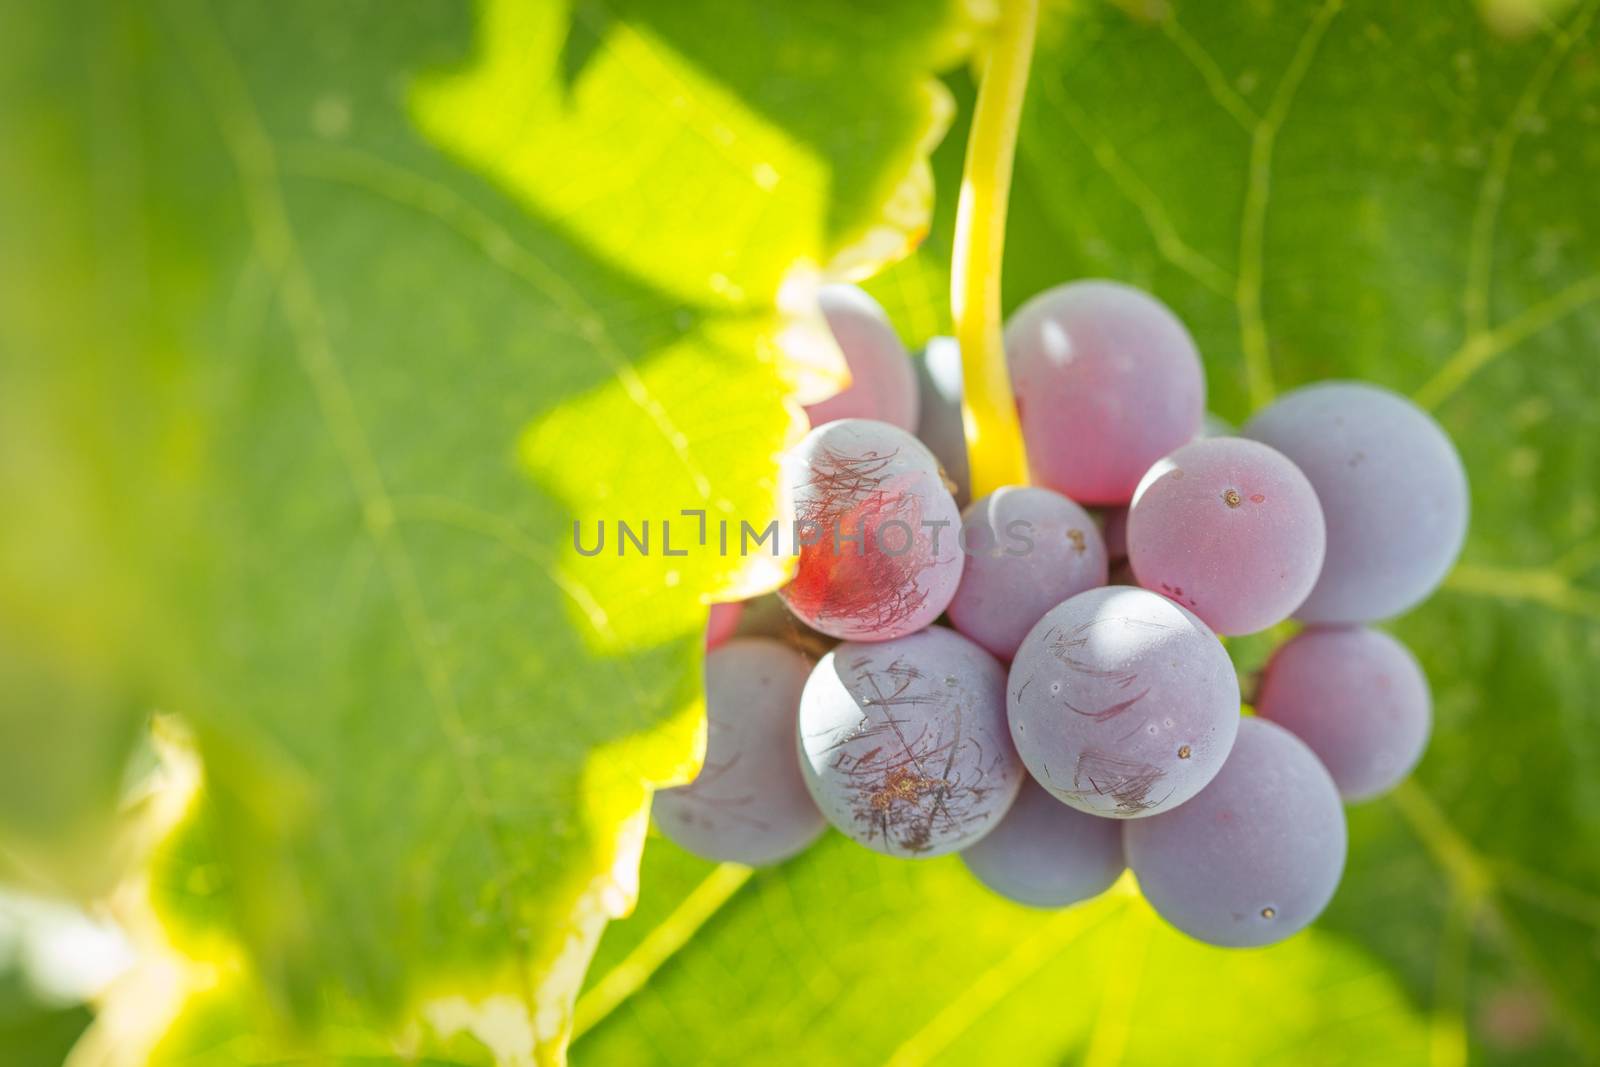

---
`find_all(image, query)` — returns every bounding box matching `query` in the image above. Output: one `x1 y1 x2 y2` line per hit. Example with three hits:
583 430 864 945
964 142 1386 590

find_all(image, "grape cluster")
660 280 1466 948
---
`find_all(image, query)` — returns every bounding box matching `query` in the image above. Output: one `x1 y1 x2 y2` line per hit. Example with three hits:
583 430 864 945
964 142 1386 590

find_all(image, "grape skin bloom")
1256 625 1432 802
654 639 825 866
803 284 919 433
1127 437 1326 636
961 776 1124 908
779 419 963 642
1004 280 1204 505
948 486 1109 660
1124 717 1347 948
1242 381 1468 623
798 627 1023 858
1007 586 1240 819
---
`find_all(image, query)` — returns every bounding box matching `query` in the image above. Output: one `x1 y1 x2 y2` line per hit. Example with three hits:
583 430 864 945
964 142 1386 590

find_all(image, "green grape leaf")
0 0 973 1062
576 2 1600 1064
0 973 92 1067
574 839 1432 1066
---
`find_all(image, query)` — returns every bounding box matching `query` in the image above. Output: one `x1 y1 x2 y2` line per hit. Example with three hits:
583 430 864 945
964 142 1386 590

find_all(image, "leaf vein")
1392 781 1600 1058
1159 13 1260 132
168 0 539 1010
1236 0 1342 409
1460 0 1600 342
281 142 715 502
882 880 1132 1067
570 861 755 1042
1416 270 1600 409
1036 80 1235 297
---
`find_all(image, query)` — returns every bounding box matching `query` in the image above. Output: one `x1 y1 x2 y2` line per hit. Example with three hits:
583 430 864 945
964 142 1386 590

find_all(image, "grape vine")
952 0 1037 496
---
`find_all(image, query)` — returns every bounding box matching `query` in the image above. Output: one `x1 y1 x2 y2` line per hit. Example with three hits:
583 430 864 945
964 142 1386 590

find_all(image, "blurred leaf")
0 973 91 1067
0 0 972 1062
576 1 1600 1064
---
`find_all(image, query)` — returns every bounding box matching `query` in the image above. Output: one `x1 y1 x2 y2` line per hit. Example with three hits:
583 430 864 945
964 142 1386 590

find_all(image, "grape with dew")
803 284 919 433
961 776 1124 908
798 627 1023 857
1242 381 1468 623
1124 717 1347 948
948 486 1109 659
655 639 825 865
1256 625 1432 801
1007 586 1239 819
1004 280 1204 505
779 419 963 642
1127 437 1326 636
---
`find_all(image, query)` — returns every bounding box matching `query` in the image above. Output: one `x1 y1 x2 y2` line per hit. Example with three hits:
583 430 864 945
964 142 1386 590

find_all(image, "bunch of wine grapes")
666 279 1467 949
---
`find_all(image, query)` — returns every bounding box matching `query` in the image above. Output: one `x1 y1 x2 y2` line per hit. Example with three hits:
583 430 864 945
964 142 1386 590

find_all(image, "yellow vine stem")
953 0 1038 497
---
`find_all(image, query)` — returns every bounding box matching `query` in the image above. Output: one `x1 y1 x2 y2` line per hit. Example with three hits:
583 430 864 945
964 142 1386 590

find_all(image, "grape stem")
952 0 1037 498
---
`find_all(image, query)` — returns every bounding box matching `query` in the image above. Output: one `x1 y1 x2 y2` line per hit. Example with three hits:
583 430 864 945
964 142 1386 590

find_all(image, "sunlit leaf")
0 0 973 1062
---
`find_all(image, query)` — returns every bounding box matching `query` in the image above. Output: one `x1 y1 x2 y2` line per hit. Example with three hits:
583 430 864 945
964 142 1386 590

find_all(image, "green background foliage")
1 0 967 1060
3 0 1599 1064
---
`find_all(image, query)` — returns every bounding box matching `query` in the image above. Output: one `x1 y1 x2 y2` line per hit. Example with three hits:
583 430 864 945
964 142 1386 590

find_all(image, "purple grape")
704 601 744 650
947 486 1109 660
798 627 1023 857
654 639 825 865
961 777 1124 908
912 336 971 508
1124 717 1347 948
1004 280 1204 505
1255 626 1432 801
803 284 919 433
779 419 963 642
1241 381 1468 623
1007 586 1239 819
724 593 838 660
1127 437 1326 636
1100 507 1128 563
